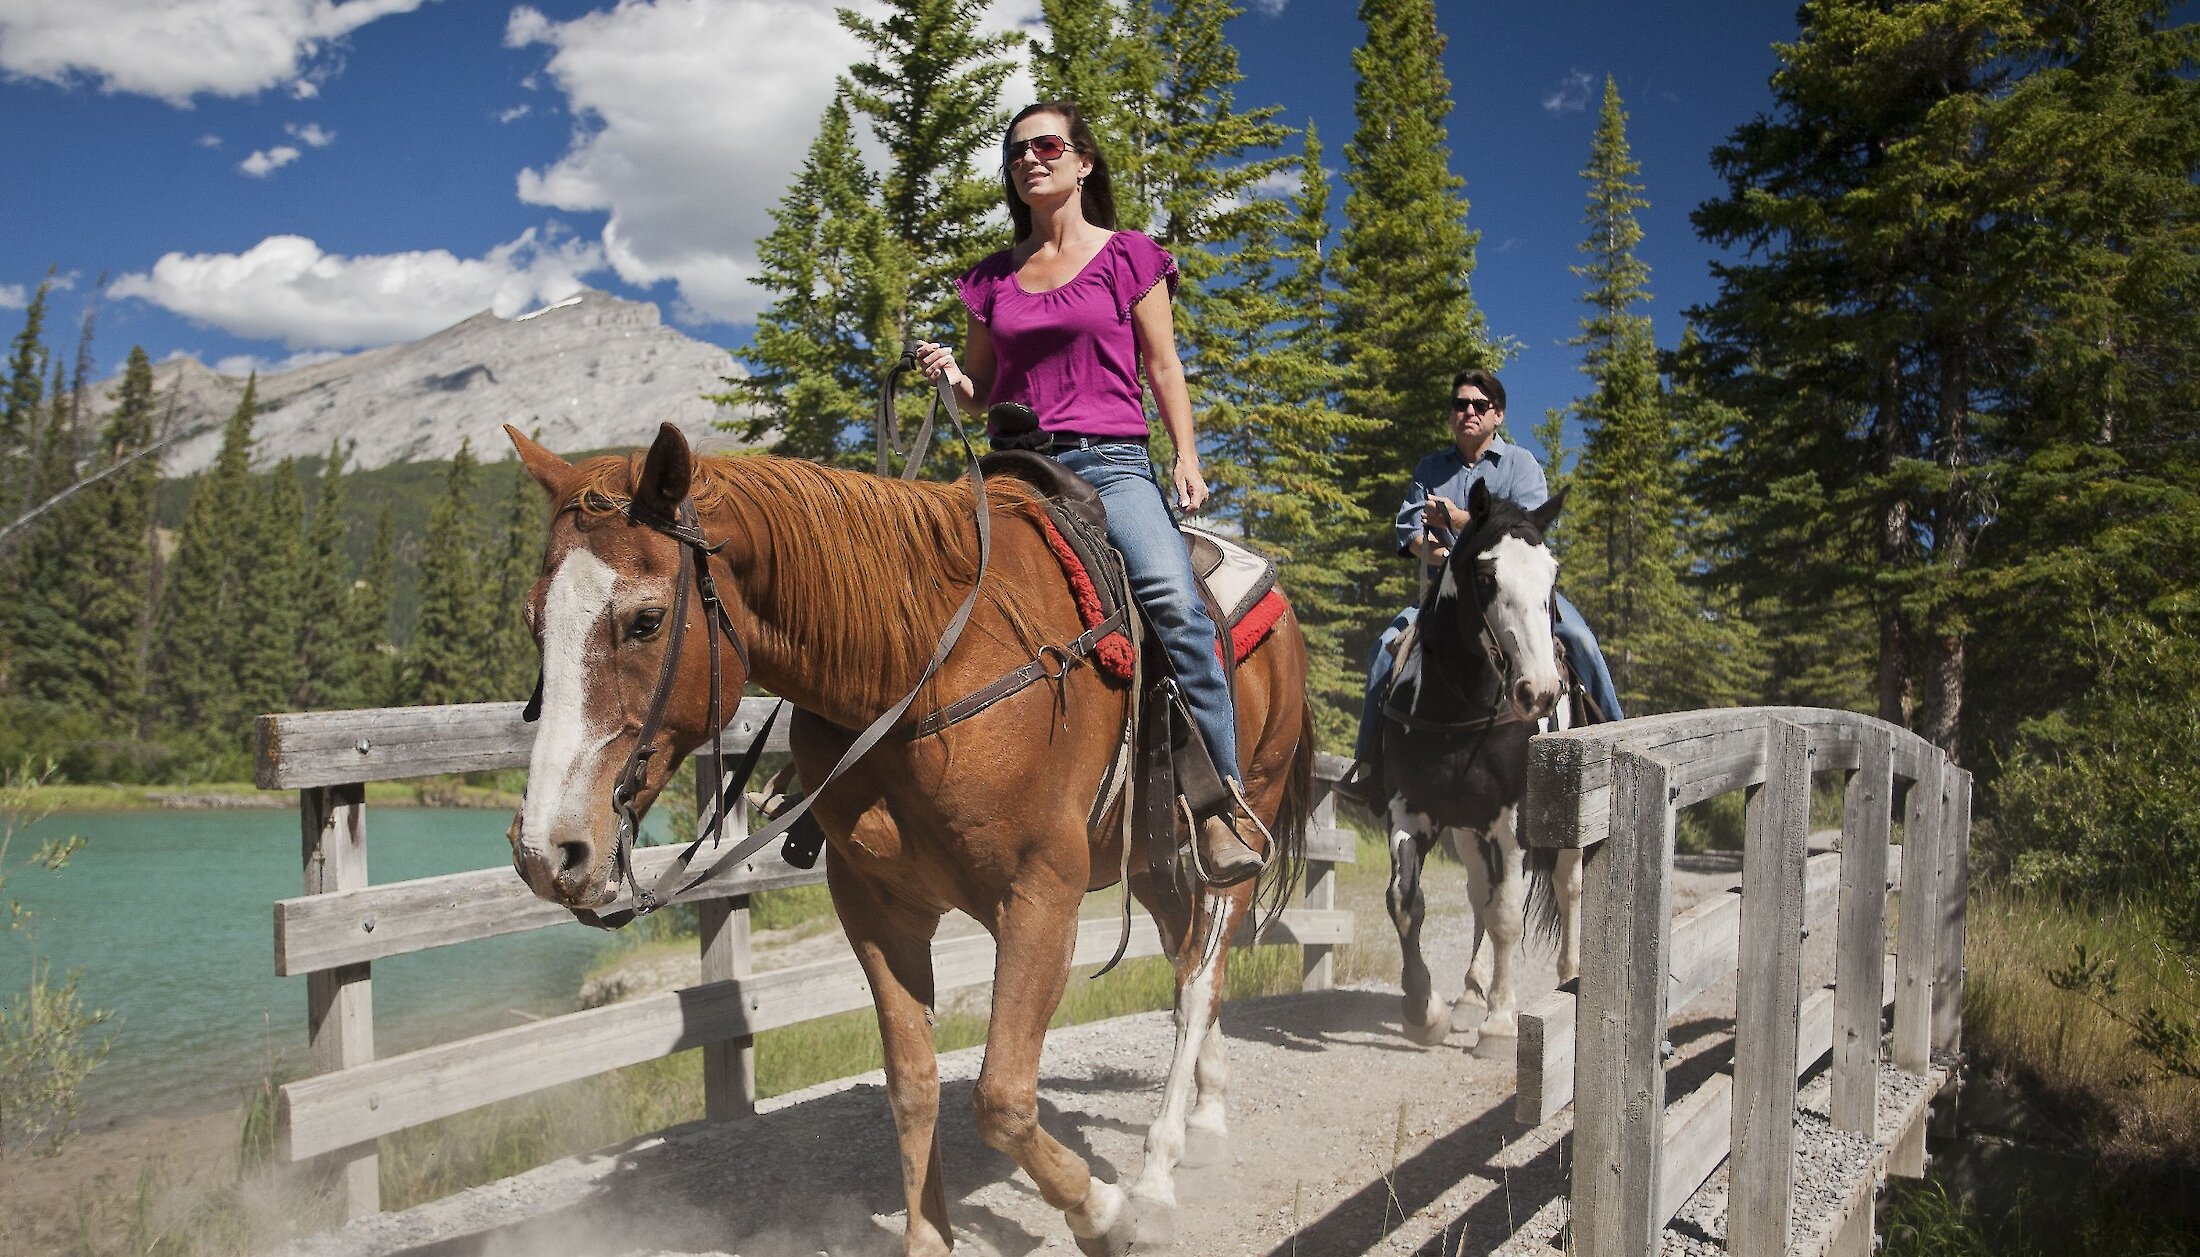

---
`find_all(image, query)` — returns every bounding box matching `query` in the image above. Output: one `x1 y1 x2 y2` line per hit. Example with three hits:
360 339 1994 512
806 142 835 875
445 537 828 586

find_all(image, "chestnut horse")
501 424 1312 1256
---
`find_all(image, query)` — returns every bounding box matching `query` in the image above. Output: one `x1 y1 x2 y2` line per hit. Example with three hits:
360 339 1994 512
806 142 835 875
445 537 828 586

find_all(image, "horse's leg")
1387 803 1447 1046
973 876 1133 1257
1554 846 1585 985
1128 880 1248 1239
828 860 950 1257
1454 879 1494 1035
1463 807 1530 1046
1183 1001 1233 1165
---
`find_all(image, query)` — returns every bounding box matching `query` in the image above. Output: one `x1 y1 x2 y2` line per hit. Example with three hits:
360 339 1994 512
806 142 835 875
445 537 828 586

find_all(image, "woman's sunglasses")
1004 134 1075 164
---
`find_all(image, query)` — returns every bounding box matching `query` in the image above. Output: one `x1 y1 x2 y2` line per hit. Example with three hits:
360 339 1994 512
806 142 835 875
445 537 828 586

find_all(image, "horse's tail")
1253 702 1315 934
1526 842 1564 948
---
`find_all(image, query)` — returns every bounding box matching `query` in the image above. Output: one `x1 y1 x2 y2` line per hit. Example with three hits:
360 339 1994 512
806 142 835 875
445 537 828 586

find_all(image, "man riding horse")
1337 367 1623 809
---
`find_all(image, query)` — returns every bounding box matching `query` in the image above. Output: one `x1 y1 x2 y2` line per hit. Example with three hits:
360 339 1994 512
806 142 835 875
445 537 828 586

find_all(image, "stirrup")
1332 759 1379 812
747 765 828 869
1187 779 1270 888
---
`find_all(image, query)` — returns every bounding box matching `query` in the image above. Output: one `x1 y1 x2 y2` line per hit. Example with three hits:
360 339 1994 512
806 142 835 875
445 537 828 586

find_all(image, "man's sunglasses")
1004 134 1075 163
1451 397 1498 415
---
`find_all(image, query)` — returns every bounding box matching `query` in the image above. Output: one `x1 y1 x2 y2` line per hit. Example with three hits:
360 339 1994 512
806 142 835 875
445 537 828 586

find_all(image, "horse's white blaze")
520 549 619 856
1487 533 1563 703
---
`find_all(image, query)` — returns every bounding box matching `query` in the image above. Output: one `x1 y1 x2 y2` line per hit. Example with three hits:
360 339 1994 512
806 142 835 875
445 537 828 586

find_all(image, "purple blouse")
955 230 1179 439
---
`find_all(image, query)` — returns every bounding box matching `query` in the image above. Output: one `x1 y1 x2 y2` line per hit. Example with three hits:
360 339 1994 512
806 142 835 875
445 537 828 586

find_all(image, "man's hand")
1410 532 1452 566
1422 493 1469 536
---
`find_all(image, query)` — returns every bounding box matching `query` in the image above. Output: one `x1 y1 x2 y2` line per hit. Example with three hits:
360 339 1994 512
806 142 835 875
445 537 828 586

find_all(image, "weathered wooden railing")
254 697 1356 1220
1511 708 1970 1257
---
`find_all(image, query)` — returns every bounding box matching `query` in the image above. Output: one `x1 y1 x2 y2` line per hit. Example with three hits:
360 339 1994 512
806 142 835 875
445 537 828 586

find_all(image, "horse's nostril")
556 841 590 875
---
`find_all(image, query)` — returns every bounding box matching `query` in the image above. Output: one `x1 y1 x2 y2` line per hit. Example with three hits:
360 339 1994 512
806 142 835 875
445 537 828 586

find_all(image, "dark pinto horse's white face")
1443 480 1567 723
500 424 738 910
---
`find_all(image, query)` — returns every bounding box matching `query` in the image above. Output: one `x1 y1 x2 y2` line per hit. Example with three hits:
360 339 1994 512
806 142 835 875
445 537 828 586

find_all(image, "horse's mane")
564 452 1052 705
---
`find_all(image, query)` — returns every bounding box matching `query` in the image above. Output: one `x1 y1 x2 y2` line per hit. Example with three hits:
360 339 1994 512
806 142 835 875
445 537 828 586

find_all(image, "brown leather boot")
1193 778 1272 887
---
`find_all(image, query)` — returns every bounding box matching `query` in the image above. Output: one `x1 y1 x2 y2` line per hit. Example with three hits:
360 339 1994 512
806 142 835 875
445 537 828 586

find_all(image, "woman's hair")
1003 101 1117 241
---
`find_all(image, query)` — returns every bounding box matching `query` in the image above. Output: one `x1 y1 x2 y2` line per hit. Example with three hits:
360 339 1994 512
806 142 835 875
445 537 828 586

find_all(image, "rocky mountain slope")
95 290 755 475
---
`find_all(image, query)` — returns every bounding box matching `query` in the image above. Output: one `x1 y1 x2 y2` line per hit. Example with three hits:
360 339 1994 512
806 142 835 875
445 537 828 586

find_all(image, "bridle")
524 358 985 929
1383 516 1556 736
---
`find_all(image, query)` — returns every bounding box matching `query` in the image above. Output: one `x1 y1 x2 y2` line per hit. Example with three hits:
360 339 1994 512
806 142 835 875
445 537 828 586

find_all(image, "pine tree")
1561 78 1700 714
344 505 397 708
489 456 544 699
9 347 160 725
1197 124 1377 745
293 442 356 709
840 0 1021 339
718 92 903 463
234 459 307 727
1332 0 1498 623
1033 0 1153 226
410 440 488 705
151 376 258 742
1 279 49 516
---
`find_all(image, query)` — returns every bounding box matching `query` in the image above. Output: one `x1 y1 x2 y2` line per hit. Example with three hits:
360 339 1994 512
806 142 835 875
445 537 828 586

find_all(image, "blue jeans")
1354 593 1624 759
1054 442 1240 783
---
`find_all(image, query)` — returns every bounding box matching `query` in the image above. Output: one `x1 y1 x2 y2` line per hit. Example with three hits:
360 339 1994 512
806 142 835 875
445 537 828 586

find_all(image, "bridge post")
1729 719 1810 1257
1933 768 1972 1055
1301 774 1339 992
1571 744 1676 1257
1832 726 1894 1139
1891 751 1945 1176
301 782 379 1219
697 744 758 1121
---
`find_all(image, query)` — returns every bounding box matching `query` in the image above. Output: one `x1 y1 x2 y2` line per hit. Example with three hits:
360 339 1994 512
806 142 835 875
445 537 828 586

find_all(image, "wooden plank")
1659 1073 1733 1229
1730 720 1810 1257
1571 746 1677 1257
300 784 378 1219
1894 753 1944 1075
1933 768 1971 1055
1833 727 1894 1136
258 696 790 790
697 751 756 1122
282 905 1347 1159
1516 986 1576 1125
276 840 828 974
1302 787 1338 992
1524 708 1941 850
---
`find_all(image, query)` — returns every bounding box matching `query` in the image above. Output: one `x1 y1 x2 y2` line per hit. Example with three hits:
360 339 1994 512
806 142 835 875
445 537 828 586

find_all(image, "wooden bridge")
255 701 1968 1256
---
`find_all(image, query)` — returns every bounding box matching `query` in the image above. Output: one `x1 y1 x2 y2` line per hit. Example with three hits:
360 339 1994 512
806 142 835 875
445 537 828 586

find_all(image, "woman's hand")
1173 451 1210 514
912 340 968 391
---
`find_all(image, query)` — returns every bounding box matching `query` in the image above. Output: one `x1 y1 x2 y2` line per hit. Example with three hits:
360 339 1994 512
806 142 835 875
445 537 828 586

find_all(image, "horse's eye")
627 608 667 641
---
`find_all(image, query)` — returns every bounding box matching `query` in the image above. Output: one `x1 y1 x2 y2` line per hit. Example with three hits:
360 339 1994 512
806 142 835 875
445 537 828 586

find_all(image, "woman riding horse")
914 99 1269 886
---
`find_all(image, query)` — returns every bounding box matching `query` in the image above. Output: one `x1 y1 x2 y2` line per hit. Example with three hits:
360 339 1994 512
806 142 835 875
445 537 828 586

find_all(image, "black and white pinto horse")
1376 480 1584 1049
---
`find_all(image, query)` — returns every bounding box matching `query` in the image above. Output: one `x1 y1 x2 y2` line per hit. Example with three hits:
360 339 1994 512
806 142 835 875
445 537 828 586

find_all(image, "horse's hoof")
1069 1179 1133 1257
1451 999 1489 1035
1404 1014 1450 1047
1129 1192 1178 1248
1182 1120 1227 1168
1472 1029 1518 1060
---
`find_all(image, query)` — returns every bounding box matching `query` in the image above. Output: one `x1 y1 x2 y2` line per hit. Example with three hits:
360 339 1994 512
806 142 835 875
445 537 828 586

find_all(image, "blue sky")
0 0 1804 465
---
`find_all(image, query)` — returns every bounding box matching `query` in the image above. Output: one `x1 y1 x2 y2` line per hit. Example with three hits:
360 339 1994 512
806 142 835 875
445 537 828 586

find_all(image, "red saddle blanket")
1037 515 1289 683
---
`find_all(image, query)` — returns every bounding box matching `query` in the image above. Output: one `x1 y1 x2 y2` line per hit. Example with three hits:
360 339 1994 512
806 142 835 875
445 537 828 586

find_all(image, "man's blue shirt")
1393 437 1551 572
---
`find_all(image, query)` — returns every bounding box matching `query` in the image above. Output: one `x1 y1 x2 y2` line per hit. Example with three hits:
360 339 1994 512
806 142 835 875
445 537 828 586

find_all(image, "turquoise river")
3 806 630 1128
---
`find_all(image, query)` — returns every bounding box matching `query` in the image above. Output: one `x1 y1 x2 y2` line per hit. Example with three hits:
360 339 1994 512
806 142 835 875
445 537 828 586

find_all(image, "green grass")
27 778 518 813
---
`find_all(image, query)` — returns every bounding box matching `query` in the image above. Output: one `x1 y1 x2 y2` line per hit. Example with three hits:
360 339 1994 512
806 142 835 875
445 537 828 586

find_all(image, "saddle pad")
1036 513 1289 682
1181 525 1278 625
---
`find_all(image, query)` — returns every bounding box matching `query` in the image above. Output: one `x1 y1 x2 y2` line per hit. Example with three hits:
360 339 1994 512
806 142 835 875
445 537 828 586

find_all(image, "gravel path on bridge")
279 853 1746 1257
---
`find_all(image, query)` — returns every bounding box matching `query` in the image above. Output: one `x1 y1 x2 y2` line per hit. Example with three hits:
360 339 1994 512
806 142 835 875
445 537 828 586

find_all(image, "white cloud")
507 0 1039 326
239 143 301 175
197 132 222 147
0 283 25 310
496 102 530 123
0 0 428 106
1542 68 1593 115
1249 0 1286 13
286 120 335 146
111 228 607 350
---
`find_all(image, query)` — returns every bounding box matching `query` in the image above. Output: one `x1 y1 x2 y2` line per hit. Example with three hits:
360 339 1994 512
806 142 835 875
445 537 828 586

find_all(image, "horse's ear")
1466 477 1494 523
505 425 573 498
1531 485 1568 532
635 423 693 519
